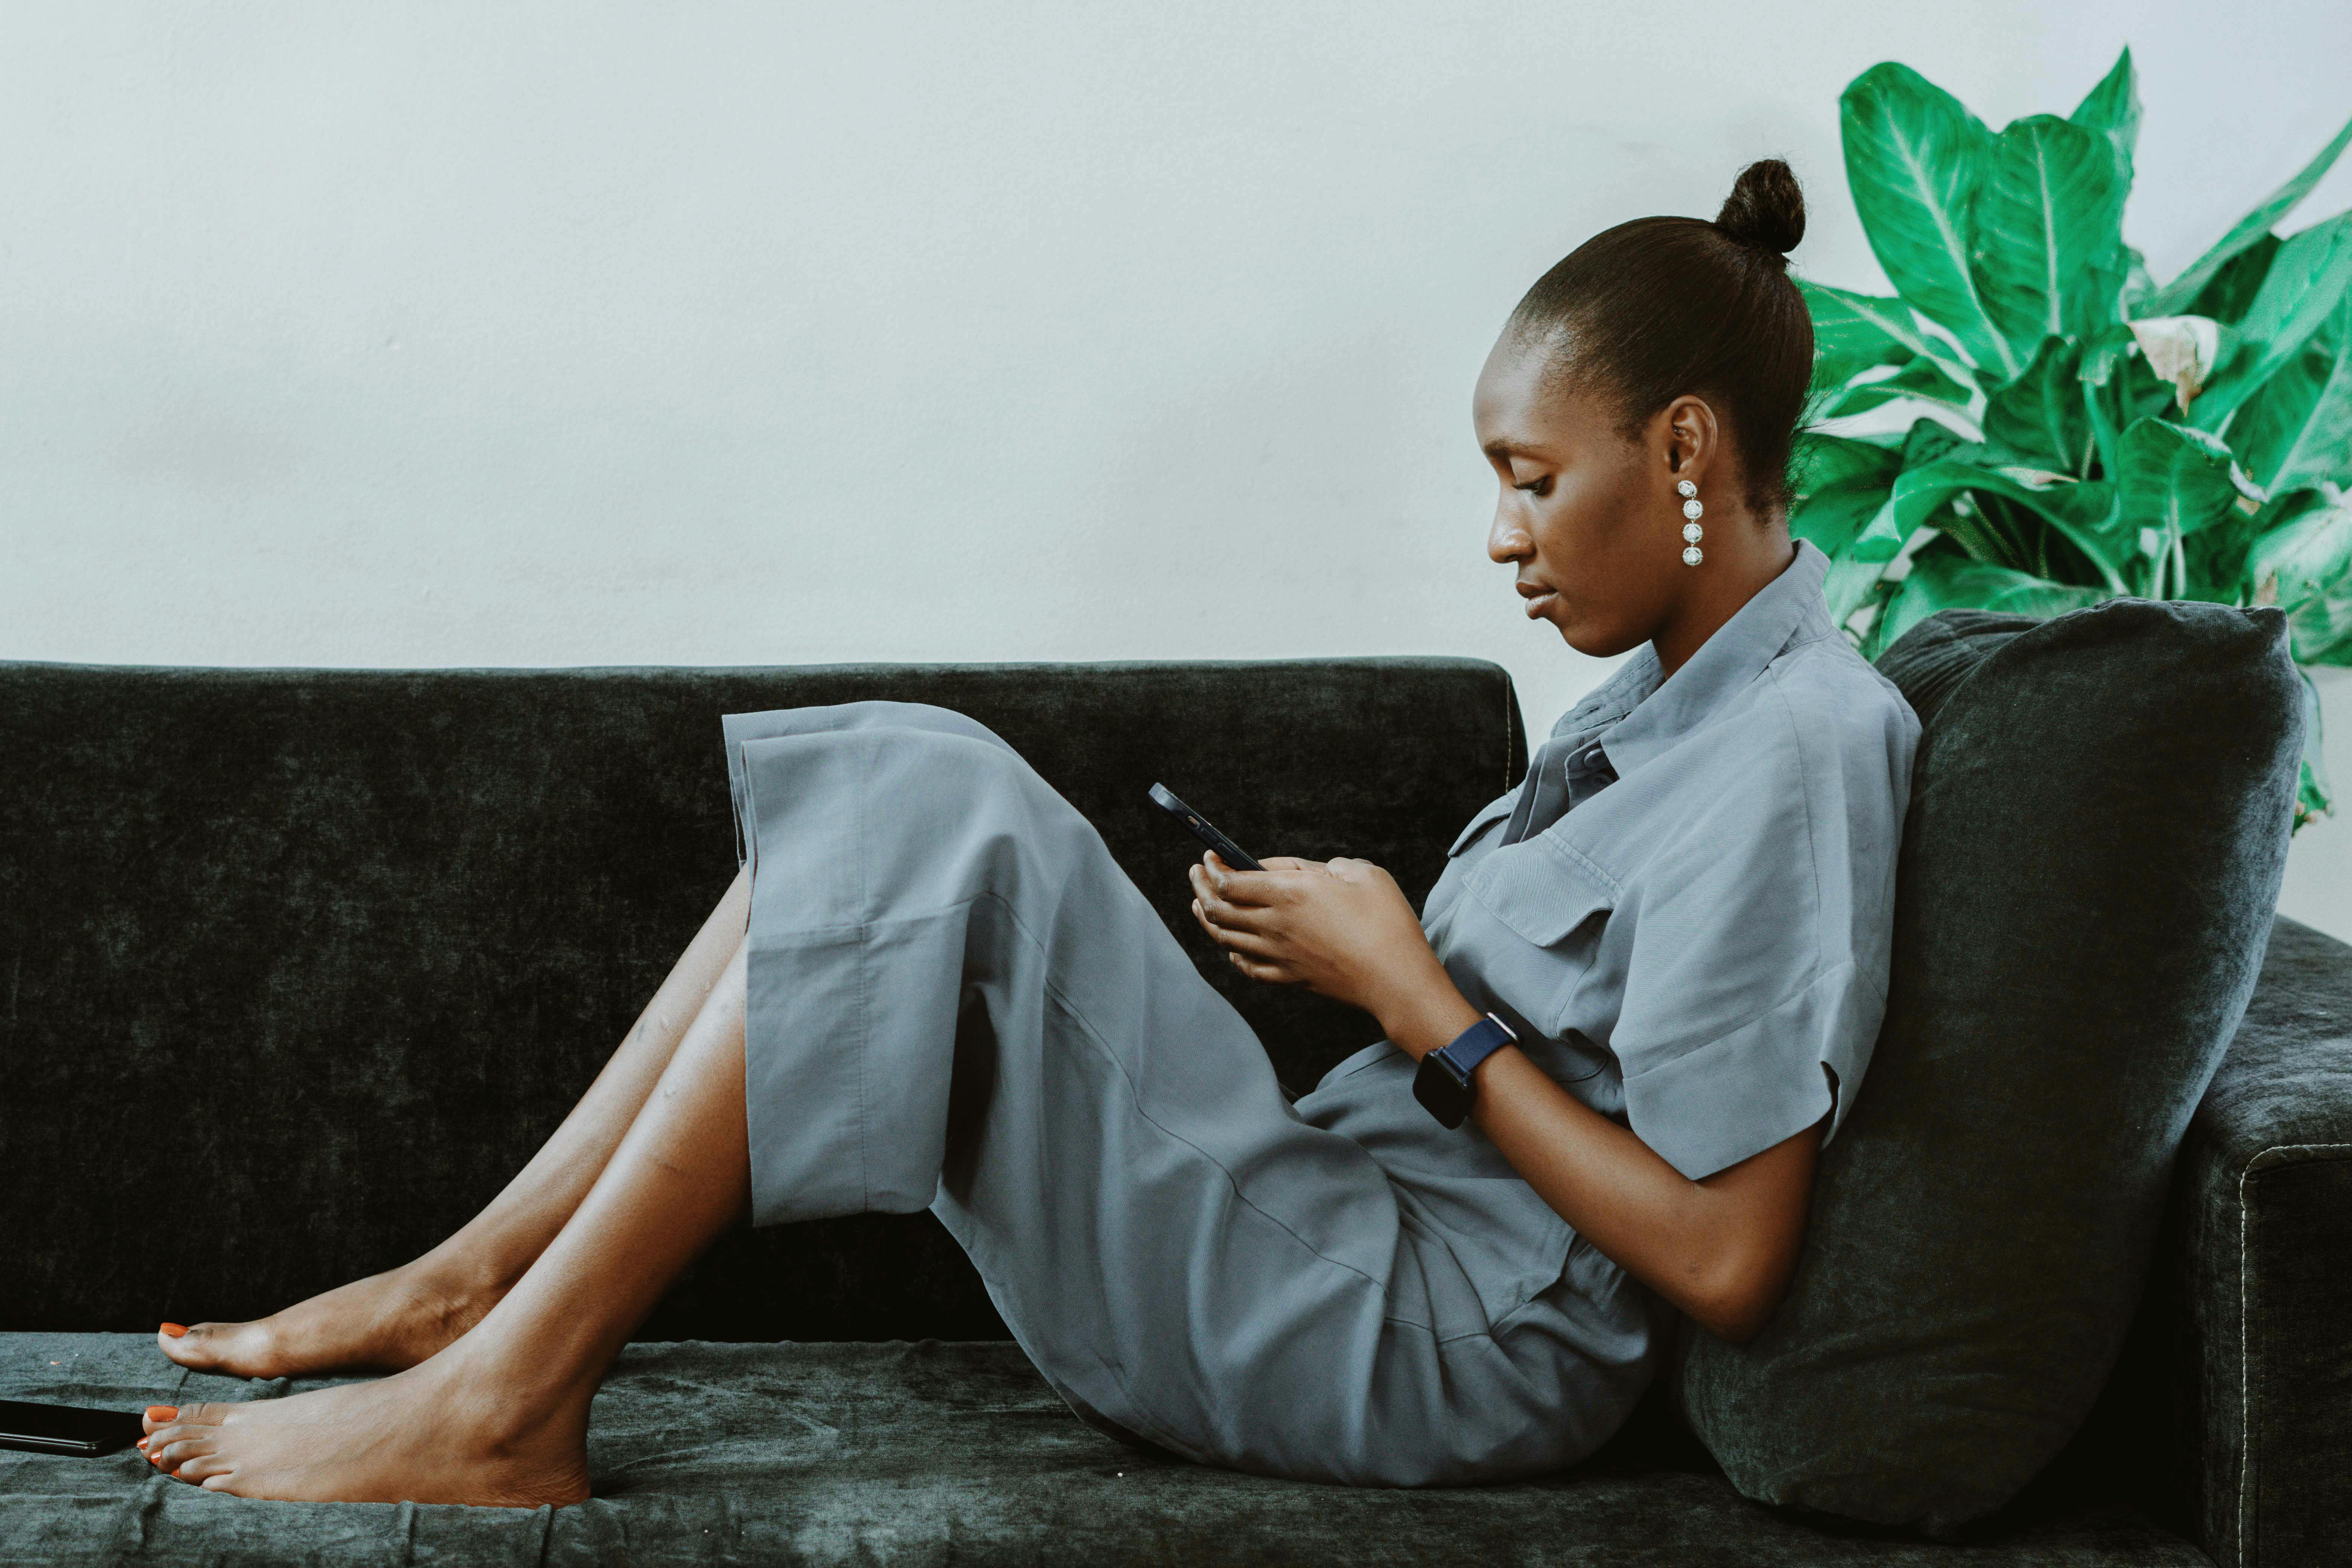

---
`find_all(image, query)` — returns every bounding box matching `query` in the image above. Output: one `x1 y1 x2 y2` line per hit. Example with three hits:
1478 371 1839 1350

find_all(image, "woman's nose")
1488 506 1532 564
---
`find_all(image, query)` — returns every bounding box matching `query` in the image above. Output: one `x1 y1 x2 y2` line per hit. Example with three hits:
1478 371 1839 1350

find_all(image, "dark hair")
1507 159 1813 519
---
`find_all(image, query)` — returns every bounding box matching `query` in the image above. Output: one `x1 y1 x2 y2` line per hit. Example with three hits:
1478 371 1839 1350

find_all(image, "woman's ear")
1659 395 1718 483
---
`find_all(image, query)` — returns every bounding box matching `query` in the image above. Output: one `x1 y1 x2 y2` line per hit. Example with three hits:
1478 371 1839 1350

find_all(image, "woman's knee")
827 699 1025 763
867 716 1057 805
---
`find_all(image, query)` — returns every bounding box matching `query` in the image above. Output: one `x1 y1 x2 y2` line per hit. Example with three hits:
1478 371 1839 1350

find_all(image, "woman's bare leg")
142 929 756 1506
161 866 753 1380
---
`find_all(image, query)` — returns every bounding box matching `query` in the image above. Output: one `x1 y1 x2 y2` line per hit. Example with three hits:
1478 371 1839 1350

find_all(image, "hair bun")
1714 158 1806 261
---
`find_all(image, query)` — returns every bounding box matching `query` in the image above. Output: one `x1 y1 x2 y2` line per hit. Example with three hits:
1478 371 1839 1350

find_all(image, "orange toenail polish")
146 1406 178 1420
159 1323 187 1337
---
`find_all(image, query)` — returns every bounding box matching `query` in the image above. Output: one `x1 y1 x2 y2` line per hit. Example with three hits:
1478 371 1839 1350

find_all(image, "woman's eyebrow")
1482 438 1552 461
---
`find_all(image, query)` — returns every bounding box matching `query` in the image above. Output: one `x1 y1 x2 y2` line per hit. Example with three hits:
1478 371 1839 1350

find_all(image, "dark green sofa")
1 652 2345 1566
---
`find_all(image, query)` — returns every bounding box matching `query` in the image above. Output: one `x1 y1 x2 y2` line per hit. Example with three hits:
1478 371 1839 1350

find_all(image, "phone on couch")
0 1399 147 1456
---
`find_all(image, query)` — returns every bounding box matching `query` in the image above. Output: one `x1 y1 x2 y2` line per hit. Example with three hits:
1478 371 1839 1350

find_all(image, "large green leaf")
2186 487 2308 602
2068 46 2140 178
1798 279 1980 394
1970 114 2130 361
2117 417 2262 593
1823 536 1899 627
1869 544 2107 657
2187 233 2282 325
2231 285 2352 494
1853 459 2128 592
1900 416 1971 470
1983 335 2093 472
2246 493 2352 664
1791 440 1909 599
1827 355 1978 416
1840 63 2016 378
2181 499 2268 603
1792 431 1905 496
2289 588 2352 666
1799 280 1919 394
2141 111 2352 317
2193 212 2352 429
1792 475 1899 559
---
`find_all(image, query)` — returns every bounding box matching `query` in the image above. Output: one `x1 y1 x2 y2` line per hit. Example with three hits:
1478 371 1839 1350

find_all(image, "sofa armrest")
2163 914 2352 1568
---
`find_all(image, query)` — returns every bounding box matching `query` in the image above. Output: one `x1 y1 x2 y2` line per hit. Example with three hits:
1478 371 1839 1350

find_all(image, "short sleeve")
1606 691 1904 1183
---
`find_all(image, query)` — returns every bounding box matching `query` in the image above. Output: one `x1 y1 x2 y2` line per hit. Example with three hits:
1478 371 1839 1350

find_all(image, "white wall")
4 2 2347 940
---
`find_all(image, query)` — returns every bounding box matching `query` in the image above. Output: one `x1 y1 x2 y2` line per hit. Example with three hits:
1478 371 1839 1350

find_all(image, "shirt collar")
1553 536 1837 779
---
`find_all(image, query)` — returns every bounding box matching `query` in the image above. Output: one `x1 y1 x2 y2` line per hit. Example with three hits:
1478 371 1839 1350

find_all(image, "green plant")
1797 48 2352 830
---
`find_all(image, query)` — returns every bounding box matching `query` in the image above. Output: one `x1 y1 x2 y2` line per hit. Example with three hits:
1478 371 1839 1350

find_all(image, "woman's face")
1470 332 1703 658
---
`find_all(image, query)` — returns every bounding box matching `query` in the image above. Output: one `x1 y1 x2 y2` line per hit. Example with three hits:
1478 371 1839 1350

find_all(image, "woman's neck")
1652 526 1798 683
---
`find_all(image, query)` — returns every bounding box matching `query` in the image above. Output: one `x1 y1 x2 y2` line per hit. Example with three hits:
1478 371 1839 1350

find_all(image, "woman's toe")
147 1411 228 1468
174 1452 234 1482
151 1433 214 1474
159 1322 238 1367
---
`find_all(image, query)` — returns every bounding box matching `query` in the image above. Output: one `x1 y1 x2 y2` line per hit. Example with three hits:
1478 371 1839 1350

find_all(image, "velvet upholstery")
0 1334 2216 1566
1670 603 2305 1537
0 657 1520 1342
2150 915 2352 1567
5 650 2347 1564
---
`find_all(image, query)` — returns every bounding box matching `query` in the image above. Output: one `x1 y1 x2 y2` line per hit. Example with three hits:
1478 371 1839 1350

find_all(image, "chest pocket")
1465 835 1617 948
1450 836 1618 1075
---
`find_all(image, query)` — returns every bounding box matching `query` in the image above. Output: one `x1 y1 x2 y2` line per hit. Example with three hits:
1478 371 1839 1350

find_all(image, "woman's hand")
1187 851 1443 1022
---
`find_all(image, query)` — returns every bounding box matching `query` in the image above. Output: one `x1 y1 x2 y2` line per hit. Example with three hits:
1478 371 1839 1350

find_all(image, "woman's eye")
1515 476 1553 498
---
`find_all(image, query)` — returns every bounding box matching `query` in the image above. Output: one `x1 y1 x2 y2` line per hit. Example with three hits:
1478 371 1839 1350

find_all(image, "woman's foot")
157 1258 504 1380
139 1351 593 1508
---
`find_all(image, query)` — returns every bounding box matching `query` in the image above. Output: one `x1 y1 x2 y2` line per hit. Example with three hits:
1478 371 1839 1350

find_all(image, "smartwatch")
1411 1012 1519 1129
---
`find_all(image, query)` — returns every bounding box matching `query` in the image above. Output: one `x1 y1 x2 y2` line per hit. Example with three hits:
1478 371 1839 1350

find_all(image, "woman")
139 157 1920 1506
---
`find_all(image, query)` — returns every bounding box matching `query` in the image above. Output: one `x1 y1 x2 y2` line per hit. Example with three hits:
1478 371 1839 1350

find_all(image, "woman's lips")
1522 590 1556 617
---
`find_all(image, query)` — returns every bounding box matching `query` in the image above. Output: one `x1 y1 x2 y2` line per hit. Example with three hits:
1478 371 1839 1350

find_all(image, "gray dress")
720 536 1919 1487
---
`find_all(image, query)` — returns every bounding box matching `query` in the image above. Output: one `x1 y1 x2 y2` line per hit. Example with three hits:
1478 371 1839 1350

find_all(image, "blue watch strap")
1433 1012 1517 1084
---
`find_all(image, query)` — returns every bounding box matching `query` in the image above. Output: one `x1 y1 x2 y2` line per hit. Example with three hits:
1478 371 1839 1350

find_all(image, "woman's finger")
1228 949 1291 983
1202 851 1285 908
1256 855 1323 873
1191 866 1273 931
1200 894 1272 936
1200 910 1285 962
1191 896 1240 943
1190 895 1260 952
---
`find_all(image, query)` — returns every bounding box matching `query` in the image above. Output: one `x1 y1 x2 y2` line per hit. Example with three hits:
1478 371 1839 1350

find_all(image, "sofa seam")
2237 1141 2352 1568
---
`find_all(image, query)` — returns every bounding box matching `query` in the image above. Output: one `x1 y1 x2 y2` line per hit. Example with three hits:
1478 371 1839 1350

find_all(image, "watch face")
1412 1052 1472 1129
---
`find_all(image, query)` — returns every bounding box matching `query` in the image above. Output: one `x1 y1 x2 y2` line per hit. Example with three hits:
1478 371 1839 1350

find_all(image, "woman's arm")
1190 851 1824 1344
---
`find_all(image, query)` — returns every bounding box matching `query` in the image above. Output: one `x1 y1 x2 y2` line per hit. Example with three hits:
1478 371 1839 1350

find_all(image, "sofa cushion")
0 658 1517 1344
1668 601 2305 1535
0 1334 2212 1565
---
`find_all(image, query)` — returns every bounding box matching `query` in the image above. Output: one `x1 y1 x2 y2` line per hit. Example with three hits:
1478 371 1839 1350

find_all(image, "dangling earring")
1677 479 1704 566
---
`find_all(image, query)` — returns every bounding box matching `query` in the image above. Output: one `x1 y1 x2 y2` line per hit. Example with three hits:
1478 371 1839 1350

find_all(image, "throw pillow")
1668 598 2304 1534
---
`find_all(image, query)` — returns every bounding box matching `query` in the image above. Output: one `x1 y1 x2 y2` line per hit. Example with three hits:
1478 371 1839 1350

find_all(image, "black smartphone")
1147 784 1264 871
0 1398 147 1456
